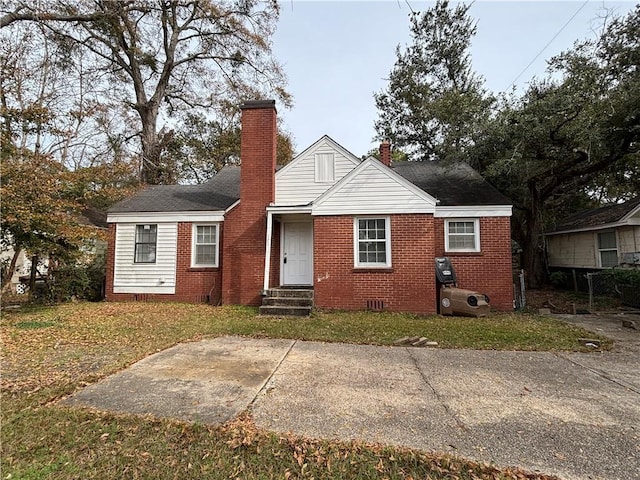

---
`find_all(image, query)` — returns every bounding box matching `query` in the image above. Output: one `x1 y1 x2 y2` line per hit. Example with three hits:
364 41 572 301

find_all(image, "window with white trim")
445 219 480 252
315 153 335 182
597 231 618 267
354 217 391 267
192 224 219 267
134 224 157 263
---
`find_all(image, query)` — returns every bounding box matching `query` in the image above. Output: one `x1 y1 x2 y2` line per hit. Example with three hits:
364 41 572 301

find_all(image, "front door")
282 222 313 286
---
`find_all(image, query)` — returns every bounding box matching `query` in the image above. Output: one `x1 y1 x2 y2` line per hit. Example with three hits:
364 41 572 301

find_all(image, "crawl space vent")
366 299 385 311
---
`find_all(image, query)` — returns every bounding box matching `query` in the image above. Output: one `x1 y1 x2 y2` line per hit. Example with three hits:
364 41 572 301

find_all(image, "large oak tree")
374 2 639 287
471 6 640 286
1 0 291 184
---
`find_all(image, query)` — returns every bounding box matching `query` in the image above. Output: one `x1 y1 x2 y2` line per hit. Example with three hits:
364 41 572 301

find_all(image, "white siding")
276 137 360 205
113 223 177 294
618 226 640 254
625 207 640 225
312 160 436 216
548 226 640 268
547 232 597 268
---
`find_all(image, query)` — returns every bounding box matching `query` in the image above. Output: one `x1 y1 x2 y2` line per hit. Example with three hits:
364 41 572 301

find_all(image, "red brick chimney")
222 100 277 306
239 100 277 212
379 140 391 167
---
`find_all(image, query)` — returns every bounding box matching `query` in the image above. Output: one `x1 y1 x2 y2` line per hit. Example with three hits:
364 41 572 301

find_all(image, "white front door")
282 222 313 286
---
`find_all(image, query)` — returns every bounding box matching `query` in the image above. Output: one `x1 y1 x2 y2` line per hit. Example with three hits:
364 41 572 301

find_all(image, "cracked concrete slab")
63 336 294 425
62 314 640 480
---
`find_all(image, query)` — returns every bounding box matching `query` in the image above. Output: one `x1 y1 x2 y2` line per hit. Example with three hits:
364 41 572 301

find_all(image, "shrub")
604 268 640 288
36 254 106 303
549 271 569 289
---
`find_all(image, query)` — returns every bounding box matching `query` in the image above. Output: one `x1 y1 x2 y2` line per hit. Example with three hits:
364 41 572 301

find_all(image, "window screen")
135 224 157 263
446 220 479 251
356 218 389 266
598 231 617 267
193 225 218 266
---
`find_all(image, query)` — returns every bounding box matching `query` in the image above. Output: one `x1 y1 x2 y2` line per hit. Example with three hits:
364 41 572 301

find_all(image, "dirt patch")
525 288 625 314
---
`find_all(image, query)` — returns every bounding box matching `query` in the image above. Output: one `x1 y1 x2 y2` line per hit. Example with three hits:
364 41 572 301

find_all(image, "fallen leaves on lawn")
1 301 569 480
0 302 216 393
220 414 560 480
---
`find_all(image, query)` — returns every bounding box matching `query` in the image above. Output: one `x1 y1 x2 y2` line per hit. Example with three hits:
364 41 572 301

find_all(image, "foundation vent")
366 299 385 311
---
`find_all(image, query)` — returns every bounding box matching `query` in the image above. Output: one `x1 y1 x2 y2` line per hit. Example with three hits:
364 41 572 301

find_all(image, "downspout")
263 210 273 294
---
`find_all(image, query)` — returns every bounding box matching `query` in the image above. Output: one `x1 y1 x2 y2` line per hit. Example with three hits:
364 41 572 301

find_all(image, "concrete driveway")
64 315 640 480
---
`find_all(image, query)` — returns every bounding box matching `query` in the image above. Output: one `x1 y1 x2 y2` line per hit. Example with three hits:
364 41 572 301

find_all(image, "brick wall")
106 222 222 305
434 216 513 311
106 222 221 304
313 214 437 314
221 100 277 306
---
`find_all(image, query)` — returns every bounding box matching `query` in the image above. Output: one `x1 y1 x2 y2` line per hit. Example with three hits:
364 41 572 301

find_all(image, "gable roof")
312 158 437 215
276 135 361 178
78 206 108 228
108 166 240 213
107 151 511 216
546 196 640 235
392 161 511 206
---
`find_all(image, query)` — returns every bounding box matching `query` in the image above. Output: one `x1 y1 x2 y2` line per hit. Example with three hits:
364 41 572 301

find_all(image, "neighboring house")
1 207 108 294
545 197 640 270
106 100 514 314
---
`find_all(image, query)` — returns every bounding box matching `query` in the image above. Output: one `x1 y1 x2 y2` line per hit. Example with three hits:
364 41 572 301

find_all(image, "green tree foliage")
0 147 102 293
1 0 291 184
167 108 294 184
471 6 640 286
374 0 492 162
0 37 115 294
361 146 408 163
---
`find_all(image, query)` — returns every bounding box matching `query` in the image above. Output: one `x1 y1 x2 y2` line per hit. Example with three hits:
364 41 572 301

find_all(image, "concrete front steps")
259 288 313 316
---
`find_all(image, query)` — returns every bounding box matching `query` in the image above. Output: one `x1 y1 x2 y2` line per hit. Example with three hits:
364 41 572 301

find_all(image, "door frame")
280 218 314 286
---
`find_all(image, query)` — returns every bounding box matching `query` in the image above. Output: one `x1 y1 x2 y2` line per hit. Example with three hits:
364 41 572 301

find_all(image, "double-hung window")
445 219 480 252
192 224 219 267
597 231 618 267
134 224 157 263
354 217 391 268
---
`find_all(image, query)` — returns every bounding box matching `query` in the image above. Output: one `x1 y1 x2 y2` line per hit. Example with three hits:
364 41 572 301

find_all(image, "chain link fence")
586 271 640 309
513 270 526 309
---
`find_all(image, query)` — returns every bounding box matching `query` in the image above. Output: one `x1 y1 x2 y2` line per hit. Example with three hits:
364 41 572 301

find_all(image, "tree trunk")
138 103 176 185
516 197 547 289
140 125 162 184
28 254 38 301
0 247 21 295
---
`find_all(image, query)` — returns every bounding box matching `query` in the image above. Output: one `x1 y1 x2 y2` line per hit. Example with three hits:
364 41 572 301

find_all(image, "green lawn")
1 302 604 479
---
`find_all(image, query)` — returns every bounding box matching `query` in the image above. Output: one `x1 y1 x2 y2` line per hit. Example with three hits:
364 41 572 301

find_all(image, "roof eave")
544 219 638 236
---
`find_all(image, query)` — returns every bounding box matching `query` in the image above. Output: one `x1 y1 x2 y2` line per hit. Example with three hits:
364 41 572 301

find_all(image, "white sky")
272 0 637 157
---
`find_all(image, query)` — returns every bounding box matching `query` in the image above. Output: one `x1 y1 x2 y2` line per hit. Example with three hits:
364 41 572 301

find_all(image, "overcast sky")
271 0 636 157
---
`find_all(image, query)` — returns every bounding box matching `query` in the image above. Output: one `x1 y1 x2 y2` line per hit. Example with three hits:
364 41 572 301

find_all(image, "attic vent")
315 153 335 182
366 299 385 311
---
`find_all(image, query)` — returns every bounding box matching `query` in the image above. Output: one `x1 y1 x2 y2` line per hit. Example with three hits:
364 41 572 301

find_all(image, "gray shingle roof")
546 196 640 234
109 160 511 214
391 161 512 206
108 166 240 213
79 206 107 228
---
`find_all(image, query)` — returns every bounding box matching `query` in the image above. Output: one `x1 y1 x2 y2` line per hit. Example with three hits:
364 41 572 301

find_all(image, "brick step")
262 297 313 307
259 305 312 316
265 288 314 299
